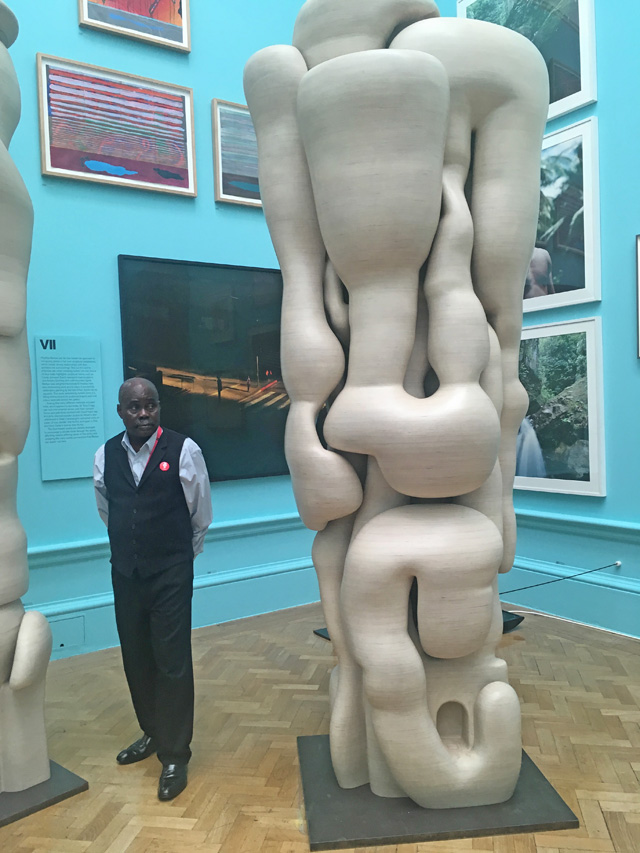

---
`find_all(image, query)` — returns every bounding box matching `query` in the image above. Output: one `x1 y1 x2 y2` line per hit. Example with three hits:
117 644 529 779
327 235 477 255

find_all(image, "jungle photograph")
459 0 592 117
515 319 604 495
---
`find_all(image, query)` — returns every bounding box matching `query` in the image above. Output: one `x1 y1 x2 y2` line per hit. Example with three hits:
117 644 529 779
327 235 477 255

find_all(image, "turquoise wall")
5 0 638 657
504 1 640 638
7 0 317 658
442 0 640 639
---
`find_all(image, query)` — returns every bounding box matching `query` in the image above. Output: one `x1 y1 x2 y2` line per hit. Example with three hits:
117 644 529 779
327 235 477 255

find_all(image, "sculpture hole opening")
436 701 470 753
464 131 476 205
424 367 440 397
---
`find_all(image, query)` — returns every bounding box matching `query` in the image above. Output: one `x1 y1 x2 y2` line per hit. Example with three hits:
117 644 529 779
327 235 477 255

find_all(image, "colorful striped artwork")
38 56 196 196
79 0 190 52
212 100 261 207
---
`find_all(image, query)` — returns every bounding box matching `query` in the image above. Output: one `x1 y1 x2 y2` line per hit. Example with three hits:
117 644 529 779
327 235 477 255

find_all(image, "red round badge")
159 462 170 471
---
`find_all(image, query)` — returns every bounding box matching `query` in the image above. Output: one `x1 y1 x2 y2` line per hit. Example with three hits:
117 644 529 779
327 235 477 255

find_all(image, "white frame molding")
78 0 191 53
636 235 640 358
515 317 605 496
457 0 597 121
524 117 601 313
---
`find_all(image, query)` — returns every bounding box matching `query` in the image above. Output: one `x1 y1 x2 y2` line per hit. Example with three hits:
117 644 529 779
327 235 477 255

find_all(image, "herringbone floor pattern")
0 602 638 853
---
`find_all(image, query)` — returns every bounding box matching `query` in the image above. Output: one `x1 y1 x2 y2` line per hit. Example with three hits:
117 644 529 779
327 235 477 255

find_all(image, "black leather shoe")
116 734 157 765
158 763 188 801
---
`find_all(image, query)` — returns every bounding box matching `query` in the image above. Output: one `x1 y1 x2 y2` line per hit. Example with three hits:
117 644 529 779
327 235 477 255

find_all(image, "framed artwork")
212 99 261 207
515 317 605 496
524 117 600 312
37 55 196 196
78 0 190 52
457 0 597 120
118 255 288 482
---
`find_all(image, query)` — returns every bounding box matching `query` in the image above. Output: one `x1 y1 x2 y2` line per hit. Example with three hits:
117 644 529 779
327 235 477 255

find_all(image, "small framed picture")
524 117 600 313
212 99 261 207
515 317 605 496
457 0 597 121
37 54 196 196
78 0 190 53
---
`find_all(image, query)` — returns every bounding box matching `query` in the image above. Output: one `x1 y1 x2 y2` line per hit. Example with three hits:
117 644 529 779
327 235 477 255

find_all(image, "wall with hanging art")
4 0 640 648
6 0 314 661
469 0 640 638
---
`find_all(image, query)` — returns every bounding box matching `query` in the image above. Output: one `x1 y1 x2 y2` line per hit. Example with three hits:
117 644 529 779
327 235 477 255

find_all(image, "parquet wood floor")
0 602 638 853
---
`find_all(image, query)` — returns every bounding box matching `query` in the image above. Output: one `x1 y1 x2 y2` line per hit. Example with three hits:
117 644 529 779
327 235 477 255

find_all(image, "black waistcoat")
104 428 193 578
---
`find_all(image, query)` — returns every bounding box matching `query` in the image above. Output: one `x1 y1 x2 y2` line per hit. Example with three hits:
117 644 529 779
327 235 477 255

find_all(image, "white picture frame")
457 0 597 121
524 117 600 313
78 0 191 53
37 54 196 197
212 99 261 207
515 317 605 496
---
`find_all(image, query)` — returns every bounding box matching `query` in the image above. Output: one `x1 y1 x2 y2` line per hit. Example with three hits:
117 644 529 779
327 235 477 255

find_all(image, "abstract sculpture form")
245 0 548 809
0 1 52 793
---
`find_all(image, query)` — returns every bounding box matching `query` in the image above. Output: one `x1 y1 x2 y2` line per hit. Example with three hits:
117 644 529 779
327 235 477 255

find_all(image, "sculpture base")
297 735 578 851
313 609 523 643
0 761 88 828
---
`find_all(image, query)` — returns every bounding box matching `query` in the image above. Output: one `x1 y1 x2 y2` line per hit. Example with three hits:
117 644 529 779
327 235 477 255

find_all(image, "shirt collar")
121 427 160 455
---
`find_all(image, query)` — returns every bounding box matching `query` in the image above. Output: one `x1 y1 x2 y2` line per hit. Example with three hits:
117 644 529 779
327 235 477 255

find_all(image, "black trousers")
112 562 194 766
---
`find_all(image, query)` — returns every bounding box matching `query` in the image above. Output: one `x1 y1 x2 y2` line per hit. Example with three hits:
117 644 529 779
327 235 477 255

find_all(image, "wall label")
35 335 105 481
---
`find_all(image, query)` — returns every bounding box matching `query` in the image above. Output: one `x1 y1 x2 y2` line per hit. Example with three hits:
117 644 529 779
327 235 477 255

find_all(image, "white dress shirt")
94 428 213 557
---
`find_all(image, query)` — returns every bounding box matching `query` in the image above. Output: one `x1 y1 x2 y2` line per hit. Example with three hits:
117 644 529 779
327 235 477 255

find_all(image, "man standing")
94 378 212 800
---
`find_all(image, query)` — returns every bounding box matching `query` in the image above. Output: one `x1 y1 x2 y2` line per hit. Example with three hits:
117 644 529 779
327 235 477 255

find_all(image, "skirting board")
40 560 319 660
297 734 579 851
0 761 88 828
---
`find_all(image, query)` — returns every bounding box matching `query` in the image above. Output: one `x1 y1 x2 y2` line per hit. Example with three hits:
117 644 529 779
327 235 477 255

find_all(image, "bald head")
118 377 158 405
117 378 160 450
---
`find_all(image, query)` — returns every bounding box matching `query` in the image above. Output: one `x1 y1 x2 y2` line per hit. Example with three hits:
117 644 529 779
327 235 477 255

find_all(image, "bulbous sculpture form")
246 0 548 808
0 1 52 793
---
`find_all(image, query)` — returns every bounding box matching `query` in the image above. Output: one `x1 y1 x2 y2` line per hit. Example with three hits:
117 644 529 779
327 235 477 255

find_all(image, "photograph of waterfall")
524 118 601 313
515 318 605 496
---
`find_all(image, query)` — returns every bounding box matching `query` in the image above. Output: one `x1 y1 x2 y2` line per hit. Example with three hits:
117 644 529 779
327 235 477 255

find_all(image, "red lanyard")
144 426 163 471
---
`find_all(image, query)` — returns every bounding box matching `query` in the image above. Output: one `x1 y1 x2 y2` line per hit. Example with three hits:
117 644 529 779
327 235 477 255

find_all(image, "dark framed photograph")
118 256 288 482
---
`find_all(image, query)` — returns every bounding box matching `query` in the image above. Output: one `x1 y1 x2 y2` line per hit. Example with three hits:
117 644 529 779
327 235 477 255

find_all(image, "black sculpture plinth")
0 761 88 829
297 734 578 851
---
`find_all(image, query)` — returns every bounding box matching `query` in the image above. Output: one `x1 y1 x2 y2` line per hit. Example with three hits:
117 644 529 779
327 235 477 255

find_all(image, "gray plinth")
297 734 578 851
0 761 88 828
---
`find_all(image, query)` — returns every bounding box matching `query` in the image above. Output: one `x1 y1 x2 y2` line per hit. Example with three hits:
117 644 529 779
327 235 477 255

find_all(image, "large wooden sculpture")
245 0 548 808
0 1 52 793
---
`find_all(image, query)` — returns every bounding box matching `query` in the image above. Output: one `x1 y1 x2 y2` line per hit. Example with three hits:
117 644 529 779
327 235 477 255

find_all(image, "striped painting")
213 100 261 207
79 0 190 52
38 56 196 196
